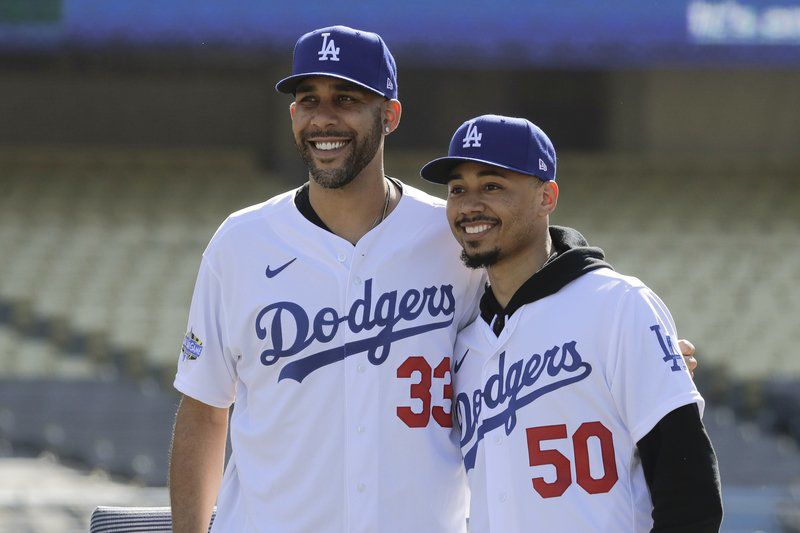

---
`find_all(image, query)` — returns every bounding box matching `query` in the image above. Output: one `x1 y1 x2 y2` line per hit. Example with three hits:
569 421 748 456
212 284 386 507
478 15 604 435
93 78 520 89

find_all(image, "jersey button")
357 425 365 434
337 253 347 263
356 364 365 373
357 483 366 493
499 491 507 503
494 434 502 445
354 276 362 285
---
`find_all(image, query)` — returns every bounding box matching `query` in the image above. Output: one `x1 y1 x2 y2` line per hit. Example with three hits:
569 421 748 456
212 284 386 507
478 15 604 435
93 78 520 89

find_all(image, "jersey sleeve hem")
174 376 234 409
630 391 704 444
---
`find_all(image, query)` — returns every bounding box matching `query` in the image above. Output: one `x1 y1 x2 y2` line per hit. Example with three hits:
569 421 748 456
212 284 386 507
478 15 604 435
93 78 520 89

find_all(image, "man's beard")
296 112 383 189
460 248 501 269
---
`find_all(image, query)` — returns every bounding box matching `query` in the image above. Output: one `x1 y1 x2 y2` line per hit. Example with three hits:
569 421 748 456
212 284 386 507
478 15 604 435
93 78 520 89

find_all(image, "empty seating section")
0 149 797 380
0 148 272 377
0 324 95 379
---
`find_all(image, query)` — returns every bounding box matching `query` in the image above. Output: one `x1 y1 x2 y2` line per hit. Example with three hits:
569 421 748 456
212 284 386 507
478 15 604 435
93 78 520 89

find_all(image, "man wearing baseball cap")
169 25 482 533
422 115 723 532
168 26 700 532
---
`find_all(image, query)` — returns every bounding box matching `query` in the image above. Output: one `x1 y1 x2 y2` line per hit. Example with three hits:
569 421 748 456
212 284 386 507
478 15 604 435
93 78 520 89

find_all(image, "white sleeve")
173 254 238 408
607 285 704 443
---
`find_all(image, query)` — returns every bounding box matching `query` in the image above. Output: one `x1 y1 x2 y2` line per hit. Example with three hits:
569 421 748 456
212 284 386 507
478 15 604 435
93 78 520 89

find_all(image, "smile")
465 224 493 234
459 219 498 238
310 140 349 151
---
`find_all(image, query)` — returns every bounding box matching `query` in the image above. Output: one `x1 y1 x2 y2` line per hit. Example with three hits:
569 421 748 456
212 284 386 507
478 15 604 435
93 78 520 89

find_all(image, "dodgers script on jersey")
453 268 703 533
174 183 484 533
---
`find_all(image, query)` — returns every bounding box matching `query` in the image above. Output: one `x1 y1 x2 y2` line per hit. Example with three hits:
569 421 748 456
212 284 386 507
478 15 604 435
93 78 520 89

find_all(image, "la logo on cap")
462 122 482 148
318 32 340 61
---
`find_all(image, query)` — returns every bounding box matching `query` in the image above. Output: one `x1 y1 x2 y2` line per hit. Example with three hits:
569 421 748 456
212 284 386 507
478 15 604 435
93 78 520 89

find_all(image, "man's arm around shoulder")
638 403 723 532
169 394 229 533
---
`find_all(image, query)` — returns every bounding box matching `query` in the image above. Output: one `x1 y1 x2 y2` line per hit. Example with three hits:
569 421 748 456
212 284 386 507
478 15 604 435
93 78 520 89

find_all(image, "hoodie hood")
480 225 612 335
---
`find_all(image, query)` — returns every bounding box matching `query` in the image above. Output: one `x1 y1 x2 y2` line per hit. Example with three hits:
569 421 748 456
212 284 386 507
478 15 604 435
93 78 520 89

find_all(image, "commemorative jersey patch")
181 330 204 360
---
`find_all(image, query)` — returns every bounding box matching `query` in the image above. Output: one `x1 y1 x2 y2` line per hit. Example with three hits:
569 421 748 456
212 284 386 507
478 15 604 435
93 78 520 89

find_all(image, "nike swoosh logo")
454 349 469 373
265 258 297 279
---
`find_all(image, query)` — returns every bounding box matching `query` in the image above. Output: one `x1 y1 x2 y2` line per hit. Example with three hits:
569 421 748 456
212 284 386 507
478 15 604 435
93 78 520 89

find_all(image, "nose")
458 191 486 215
310 100 339 130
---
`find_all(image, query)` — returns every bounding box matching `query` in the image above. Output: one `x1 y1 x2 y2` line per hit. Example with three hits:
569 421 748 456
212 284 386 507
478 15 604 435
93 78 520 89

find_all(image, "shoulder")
576 269 673 329
396 181 447 214
395 182 475 274
205 188 297 252
574 267 650 296
562 268 670 320
390 180 453 237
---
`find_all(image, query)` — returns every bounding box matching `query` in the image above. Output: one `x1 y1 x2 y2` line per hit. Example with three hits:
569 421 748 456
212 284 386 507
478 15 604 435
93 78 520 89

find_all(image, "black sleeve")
637 403 723 532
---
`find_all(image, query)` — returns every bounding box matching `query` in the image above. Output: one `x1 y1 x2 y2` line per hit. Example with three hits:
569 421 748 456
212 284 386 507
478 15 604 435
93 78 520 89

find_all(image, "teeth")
465 224 492 234
314 141 347 151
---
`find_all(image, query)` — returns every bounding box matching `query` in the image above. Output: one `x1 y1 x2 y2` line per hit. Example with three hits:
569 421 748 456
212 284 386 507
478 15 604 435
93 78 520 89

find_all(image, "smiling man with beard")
168 26 485 533
421 115 723 532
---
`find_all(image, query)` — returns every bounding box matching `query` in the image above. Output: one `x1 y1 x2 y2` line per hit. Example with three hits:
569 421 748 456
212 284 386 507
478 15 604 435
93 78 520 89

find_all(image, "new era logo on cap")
276 26 398 100
420 114 557 184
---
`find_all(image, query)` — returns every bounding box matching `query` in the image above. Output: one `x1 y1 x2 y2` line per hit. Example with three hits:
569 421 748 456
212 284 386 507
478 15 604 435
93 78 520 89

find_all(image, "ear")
540 181 559 215
289 102 296 119
382 99 402 134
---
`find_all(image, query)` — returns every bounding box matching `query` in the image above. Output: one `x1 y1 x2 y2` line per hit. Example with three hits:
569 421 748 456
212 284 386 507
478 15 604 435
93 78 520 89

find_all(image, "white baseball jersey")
453 268 703 533
174 183 484 533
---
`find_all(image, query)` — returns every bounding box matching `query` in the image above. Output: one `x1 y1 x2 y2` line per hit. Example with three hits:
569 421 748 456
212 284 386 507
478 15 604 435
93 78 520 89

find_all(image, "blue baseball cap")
420 115 556 184
276 26 398 100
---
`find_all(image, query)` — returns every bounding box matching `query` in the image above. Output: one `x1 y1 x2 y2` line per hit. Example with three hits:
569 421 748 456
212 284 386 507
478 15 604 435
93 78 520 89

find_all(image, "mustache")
301 130 354 142
456 215 499 225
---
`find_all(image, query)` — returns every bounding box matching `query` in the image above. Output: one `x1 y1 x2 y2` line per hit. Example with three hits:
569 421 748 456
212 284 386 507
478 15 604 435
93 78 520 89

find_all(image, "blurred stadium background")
1 1 799 531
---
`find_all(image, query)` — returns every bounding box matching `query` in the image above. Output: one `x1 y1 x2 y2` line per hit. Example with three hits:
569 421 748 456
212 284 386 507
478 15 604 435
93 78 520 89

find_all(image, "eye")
484 182 503 191
296 95 317 106
338 94 356 103
448 185 464 196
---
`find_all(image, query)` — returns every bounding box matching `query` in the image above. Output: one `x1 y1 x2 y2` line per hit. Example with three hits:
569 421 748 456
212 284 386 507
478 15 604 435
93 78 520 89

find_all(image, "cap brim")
420 156 546 184
275 72 388 98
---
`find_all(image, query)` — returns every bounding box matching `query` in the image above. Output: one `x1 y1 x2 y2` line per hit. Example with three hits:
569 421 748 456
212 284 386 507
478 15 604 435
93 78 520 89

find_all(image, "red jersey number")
396 356 452 428
526 421 618 498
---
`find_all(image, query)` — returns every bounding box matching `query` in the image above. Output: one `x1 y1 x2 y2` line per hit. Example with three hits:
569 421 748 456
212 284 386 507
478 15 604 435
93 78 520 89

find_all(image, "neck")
308 153 398 245
486 228 552 309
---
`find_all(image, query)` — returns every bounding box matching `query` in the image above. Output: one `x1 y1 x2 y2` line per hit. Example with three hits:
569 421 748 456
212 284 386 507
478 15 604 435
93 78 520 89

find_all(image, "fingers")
678 339 697 378
678 339 695 357
684 355 697 378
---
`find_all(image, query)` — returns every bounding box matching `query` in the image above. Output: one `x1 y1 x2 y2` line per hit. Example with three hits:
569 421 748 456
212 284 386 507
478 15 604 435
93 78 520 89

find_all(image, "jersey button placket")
342 245 379 533
483 357 507 533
